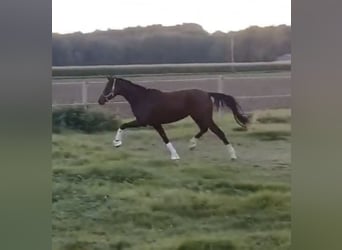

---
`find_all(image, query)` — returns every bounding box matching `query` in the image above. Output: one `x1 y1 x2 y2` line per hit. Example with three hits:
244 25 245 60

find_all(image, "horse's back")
163 88 210 100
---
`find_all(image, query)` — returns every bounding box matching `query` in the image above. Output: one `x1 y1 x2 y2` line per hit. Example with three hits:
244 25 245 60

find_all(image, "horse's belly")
150 105 189 124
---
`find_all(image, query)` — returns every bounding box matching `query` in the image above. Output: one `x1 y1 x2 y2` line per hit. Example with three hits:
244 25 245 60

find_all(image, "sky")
52 0 291 34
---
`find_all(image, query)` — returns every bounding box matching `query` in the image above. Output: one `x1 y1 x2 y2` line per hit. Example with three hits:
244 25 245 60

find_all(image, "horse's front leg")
113 120 142 147
153 124 180 160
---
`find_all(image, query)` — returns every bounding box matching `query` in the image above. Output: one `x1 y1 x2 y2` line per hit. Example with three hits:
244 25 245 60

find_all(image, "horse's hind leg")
153 124 180 160
189 116 209 150
209 121 237 160
113 120 142 147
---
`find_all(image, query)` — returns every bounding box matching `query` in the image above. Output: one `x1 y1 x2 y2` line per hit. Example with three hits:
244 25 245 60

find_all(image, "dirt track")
52 73 291 117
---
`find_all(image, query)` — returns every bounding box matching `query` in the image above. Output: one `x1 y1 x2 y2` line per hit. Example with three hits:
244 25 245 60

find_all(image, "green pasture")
52 109 291 250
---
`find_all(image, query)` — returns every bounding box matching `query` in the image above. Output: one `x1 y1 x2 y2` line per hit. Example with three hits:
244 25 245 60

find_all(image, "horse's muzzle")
98 96 106 105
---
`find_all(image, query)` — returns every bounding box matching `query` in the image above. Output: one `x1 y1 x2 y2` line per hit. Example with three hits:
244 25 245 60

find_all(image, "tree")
52 24 291 66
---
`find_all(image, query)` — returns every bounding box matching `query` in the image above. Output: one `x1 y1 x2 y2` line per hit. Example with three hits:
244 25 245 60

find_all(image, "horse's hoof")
171 155 180 160
231 156 237 161
188 138 197 150
113 140 122 147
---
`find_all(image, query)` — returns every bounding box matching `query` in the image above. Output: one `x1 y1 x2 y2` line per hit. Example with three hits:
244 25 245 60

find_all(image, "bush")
257 116 290 124
52 107 120 133
247 130 291 141
255 110 291 124
52 62 290 77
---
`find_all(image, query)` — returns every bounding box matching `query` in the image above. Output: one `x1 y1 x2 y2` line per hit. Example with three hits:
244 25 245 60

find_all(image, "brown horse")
98 76 249 160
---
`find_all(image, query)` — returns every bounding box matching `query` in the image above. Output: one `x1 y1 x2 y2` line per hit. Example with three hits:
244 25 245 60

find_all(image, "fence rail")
52 74 291 115
52 95 291 107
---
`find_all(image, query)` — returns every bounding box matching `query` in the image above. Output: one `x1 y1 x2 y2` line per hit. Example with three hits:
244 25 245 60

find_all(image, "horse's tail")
208 92 250 128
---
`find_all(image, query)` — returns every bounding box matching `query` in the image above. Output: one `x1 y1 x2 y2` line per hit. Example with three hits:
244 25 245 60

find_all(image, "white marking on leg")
113 128 123 147
227 144 237 160
189 137 197 150
166 142 180 160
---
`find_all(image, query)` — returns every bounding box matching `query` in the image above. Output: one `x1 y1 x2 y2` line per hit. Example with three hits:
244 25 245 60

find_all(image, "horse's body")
129 88 212 125
98 76 249 160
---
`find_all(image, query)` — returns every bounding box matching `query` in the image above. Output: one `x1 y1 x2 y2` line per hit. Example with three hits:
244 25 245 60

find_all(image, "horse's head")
98 76 145 105
98 76 124 105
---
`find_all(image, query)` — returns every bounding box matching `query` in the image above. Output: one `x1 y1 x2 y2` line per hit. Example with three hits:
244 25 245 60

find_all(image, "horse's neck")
121 84 147 105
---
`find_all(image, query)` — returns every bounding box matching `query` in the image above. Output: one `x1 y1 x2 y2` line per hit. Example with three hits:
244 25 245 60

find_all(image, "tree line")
52 23 290 66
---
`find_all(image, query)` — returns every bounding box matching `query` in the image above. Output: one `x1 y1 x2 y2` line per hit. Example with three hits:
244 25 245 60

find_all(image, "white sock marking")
166 142 180 160
227 144 237 160
115 128 123 141
189 137 197 149
113 128 123 147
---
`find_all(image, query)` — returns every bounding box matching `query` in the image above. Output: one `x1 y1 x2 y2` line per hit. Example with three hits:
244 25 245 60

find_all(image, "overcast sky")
52 0 291 34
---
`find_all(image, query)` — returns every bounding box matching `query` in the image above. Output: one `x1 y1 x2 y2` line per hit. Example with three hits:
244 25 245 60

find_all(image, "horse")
98 76 250 161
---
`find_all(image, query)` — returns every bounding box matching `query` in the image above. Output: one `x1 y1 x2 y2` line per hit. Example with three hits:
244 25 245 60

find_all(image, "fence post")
217 75 224 118
217 75 224 93
82 81 88 110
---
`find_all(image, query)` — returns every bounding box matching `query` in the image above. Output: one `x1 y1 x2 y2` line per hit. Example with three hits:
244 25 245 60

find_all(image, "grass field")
52 109 291 250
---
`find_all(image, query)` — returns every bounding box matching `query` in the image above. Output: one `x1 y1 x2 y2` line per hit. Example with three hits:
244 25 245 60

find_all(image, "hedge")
52 61 290 78
52 107 120 133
